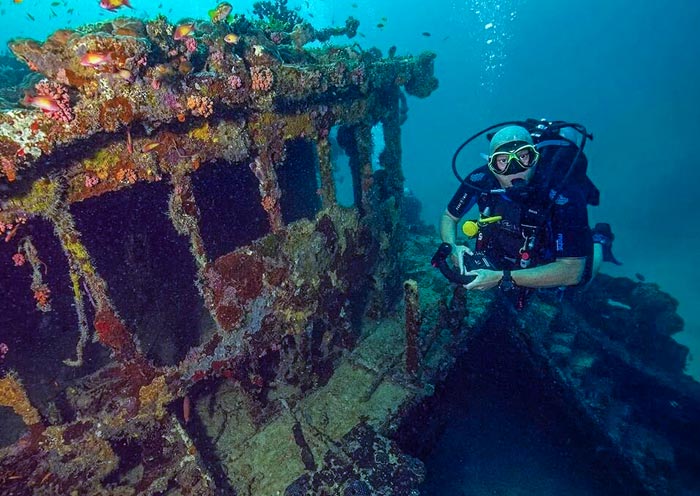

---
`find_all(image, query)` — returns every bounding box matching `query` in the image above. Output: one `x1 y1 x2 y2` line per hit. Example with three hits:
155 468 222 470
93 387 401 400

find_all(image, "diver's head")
487 125 540 188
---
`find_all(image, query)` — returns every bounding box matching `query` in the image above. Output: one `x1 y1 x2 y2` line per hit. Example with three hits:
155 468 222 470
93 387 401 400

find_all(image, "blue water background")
1 0 699 380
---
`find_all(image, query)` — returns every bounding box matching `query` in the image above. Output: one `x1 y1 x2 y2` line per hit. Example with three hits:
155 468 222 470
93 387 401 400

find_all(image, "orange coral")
138 375 172 420
33 284 51 311
186 94 213 118
261 195 276 212
115 168 138 184
1 156 16 182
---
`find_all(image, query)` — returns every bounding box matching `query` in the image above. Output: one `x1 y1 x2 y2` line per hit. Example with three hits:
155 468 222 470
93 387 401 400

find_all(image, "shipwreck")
1 5 699 496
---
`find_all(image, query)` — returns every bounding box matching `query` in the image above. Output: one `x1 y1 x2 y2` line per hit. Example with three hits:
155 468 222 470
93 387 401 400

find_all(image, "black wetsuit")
447 164 593 277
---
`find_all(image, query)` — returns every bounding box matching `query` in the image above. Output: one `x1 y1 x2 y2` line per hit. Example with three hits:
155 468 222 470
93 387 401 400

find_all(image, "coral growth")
0 213 27 242
251 65 274 92
138 375 173 420
115 167 138 184
0 372 42 426
228 74 243 89
1 156 17 182
18 237 52 312
186 94 214 117
93 308 138 360
99 96 135 132
32 284 51 312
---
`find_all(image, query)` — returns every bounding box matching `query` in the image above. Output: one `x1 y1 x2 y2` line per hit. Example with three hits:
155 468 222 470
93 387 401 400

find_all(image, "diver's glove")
592 223 622 265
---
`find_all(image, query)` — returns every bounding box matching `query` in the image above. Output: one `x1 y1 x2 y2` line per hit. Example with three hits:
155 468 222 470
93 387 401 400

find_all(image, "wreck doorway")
396 323 629 495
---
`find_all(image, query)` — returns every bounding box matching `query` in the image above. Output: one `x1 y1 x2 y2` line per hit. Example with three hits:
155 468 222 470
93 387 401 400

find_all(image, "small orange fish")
223 33 240 44
141 141 161 153
14 0 23 4
173 23 195 41
99 0 133 11
23 95 60 113
183 395 191 423
80 51 112 68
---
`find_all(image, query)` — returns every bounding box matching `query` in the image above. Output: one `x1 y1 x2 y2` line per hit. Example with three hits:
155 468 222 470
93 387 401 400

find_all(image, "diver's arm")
439 210 459 246
511 257 586 288
465 257 585 291
440 210 472 272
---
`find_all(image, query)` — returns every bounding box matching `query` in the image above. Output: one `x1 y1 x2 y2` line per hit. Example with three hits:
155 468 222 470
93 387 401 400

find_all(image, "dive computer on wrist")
499 269 515 291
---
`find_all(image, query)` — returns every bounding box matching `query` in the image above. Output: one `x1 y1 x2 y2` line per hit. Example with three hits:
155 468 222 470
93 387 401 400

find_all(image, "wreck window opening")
192 160 270 260
277 138 322 224
0 217 109 446
371 123 385 172
329 126 355 208
71 181 204 366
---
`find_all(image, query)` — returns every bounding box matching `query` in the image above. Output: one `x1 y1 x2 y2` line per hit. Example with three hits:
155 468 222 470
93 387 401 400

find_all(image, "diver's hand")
450 245 473 274
464 269 502 291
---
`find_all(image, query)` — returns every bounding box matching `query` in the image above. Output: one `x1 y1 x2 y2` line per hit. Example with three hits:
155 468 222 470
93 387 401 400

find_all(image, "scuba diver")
434 120 621 309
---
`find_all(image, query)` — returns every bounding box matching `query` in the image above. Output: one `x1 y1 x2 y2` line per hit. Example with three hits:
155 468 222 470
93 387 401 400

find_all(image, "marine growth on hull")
0 3 438 493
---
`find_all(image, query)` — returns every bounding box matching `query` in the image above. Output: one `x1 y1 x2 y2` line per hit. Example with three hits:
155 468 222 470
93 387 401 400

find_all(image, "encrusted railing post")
404 279 421 376
250 156 283 232
168 171 213 310
316 136 337 209
355 123 374 215
379 88 405 202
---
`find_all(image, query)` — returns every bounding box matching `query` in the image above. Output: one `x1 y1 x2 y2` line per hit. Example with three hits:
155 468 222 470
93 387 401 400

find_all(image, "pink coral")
0 342 7 360
35 79 73 123
12 253 26 266
84 174 99 188
227 74 242 89
185 37 197 54
210 50 225 66
162 90 182 111
250 66 274 92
